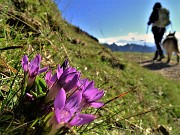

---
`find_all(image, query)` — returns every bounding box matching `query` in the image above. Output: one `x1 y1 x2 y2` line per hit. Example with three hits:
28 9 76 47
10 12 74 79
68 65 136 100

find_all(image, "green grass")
0 0 180 134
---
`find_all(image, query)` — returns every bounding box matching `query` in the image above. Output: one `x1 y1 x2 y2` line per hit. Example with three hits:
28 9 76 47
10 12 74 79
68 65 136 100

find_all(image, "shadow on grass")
142 61 173 70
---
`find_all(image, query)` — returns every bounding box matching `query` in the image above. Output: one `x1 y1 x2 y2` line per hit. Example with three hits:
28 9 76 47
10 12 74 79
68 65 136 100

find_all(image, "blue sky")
57 0 180 46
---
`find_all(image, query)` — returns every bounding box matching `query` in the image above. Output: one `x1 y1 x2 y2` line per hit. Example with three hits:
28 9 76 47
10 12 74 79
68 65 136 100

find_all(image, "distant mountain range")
103 43 156 53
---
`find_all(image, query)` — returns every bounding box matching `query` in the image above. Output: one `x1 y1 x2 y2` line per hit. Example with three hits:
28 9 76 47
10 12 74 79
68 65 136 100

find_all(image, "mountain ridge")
103 42 156 53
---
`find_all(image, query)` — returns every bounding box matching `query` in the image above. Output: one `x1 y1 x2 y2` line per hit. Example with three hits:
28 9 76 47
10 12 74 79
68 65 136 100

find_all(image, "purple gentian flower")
45 64 80 102
49 88 96 129
22 54 48 86
78 79 104 109
49 88 81 125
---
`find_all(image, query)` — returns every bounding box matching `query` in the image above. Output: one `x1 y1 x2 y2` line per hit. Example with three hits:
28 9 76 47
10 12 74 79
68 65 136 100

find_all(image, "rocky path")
124 53 180 82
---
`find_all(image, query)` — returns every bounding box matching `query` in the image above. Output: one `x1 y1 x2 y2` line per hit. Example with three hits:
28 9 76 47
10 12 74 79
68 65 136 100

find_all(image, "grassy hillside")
0 0 179 134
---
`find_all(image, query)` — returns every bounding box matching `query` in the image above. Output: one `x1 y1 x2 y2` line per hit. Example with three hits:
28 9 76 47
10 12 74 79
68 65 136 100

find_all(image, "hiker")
147 2 171 61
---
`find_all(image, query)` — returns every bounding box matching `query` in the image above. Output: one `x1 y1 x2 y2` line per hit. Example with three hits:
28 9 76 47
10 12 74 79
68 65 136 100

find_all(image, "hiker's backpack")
156 8 171 28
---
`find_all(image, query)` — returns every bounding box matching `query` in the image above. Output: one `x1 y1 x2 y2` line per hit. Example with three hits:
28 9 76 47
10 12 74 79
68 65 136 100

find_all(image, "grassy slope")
0 0 179 134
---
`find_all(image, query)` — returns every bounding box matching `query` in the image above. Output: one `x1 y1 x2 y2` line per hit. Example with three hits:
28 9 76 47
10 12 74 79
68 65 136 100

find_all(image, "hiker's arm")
147 10 158 25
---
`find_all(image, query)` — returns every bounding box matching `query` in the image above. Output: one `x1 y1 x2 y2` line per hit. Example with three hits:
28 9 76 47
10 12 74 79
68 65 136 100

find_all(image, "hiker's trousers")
152 26 166 56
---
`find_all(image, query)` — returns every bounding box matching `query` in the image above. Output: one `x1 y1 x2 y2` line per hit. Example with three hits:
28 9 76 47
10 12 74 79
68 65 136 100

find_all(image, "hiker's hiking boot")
153 50 165 61
153 51 158 61
153 57 158 61
157 55 165 61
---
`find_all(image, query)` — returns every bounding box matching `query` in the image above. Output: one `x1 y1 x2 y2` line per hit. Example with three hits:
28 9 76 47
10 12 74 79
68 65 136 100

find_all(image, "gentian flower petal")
66 67 77 73
45 70 52 87
92 90 104 101
50 73 58 84
30 54 41 67
39 67 48 74
60 67 77 79
57 65 63 79
28 65 39 77
54 88 66 109
77 78 87 88
82 80 95 93
66 90 82 112
63 73 79 92
85 89 104 102
90 102 104 108
55 108 61 123
70 114 96 126
22 55 28 72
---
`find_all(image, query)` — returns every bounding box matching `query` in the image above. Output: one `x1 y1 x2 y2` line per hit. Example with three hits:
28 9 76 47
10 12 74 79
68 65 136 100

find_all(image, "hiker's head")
153 2 162 10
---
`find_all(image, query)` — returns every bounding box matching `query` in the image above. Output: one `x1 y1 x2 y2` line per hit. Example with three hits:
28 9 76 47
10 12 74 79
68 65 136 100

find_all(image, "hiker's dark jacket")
148 9 159 25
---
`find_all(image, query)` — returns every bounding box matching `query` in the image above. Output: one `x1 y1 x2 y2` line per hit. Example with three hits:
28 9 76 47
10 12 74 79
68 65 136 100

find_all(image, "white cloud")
175 32 180 39
98 32 180 46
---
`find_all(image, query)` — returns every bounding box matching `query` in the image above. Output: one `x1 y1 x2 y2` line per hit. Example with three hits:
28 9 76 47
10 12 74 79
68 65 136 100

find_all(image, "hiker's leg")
158 28 165 56
152 26 160 60
157 28 165 61
154 37 163 60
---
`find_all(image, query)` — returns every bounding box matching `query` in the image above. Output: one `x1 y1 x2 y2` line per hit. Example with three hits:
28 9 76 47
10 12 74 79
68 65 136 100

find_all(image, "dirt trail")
124 53 180 82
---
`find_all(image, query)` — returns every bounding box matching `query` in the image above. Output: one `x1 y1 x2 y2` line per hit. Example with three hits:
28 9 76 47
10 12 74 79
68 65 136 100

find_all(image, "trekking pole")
146 25 149 35
170 21 174 32
144 25 149 46
140 25 149 63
